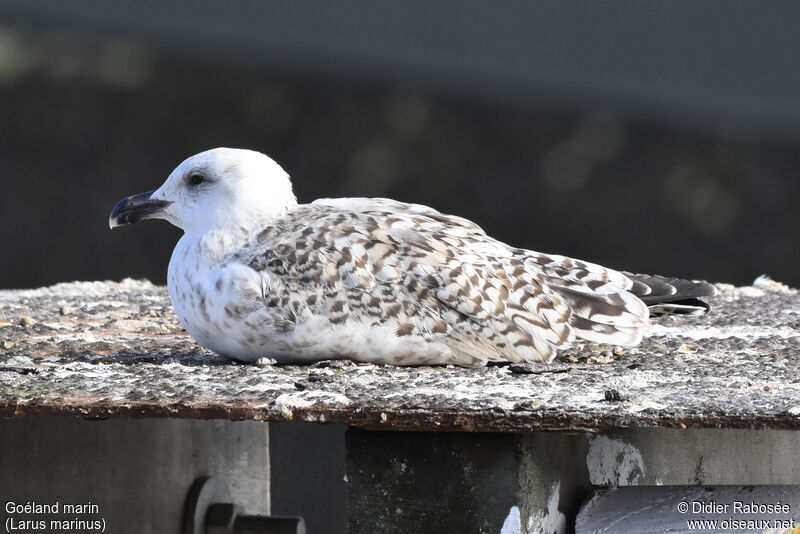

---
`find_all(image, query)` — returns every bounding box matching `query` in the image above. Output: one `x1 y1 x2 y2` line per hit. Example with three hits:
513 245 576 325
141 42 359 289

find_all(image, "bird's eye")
188 173 206 186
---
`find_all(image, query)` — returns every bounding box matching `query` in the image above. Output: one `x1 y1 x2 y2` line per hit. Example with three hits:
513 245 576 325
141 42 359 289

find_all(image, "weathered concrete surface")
586 429 800 486
347 428 800 534
1 279 799 432
346 430 522 534
345 430 589 534
270 422 347 534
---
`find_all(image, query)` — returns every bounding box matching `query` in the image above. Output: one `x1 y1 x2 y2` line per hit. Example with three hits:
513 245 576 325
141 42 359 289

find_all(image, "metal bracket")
183 476 305 534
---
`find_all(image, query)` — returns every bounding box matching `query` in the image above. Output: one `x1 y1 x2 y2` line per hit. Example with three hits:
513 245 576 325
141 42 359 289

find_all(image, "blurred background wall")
1 1 799 290
2 3 799 532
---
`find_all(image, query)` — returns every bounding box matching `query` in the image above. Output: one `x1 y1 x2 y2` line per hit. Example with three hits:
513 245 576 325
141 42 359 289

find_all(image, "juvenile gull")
110 148 716 366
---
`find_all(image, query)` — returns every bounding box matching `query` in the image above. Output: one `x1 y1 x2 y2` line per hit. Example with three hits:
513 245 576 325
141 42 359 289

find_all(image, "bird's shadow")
57 351 351 369
54 350 234 367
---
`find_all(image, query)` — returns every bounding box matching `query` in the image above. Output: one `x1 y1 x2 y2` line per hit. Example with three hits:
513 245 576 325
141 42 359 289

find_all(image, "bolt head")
206 503 240 534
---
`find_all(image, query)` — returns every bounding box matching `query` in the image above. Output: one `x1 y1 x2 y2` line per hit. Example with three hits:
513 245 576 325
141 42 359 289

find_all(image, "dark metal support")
184 477 305 534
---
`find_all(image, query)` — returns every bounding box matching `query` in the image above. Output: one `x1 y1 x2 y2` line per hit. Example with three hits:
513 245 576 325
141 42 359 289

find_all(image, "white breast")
167 234 246 358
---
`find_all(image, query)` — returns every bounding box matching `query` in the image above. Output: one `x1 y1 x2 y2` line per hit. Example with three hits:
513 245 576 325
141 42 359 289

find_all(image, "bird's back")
223 198 708 365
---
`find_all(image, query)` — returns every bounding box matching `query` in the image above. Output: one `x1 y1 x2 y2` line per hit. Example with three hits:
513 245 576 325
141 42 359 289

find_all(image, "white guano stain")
586 435 645 486
499 505 521 534
527 481 566 534
273 391 351 418
647 323 800 340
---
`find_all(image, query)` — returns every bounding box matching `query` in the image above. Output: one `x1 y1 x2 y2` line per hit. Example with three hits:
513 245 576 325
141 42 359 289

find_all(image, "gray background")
0 1 798 290
1 3 799 532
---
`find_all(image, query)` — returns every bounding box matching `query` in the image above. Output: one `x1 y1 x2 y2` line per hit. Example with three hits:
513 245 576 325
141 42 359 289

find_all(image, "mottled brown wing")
524 253 649 345
243 200 653 363
244 202 578 363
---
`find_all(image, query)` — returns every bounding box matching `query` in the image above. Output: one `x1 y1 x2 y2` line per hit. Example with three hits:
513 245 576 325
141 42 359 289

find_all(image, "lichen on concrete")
1 278 799 432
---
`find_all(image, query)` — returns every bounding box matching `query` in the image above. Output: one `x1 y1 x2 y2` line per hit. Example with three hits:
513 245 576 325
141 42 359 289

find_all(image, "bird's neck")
181 226 252 264
182 201 297 263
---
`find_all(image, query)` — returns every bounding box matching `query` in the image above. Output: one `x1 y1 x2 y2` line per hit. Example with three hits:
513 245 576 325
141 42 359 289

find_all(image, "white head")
109 148 297 233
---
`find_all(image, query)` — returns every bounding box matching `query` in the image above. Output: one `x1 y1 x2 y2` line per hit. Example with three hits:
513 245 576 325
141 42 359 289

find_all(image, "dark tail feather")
622 272 717 316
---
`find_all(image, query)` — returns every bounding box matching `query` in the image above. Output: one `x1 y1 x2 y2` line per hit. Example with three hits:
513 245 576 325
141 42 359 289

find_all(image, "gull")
110 148 716 366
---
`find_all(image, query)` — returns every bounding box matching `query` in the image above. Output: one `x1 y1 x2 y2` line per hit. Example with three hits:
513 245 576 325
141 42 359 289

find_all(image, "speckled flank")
1 280 799 432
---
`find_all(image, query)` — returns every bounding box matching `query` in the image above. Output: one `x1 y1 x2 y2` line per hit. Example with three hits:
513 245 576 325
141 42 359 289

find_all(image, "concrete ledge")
1 279 799 432
3 280 800 533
